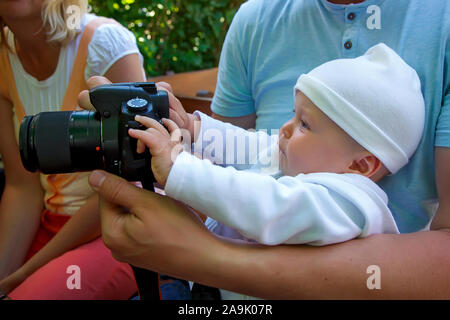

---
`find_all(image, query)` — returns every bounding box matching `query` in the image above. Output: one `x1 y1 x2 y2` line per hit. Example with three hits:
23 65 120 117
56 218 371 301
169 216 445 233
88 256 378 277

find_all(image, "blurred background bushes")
89 0 246 77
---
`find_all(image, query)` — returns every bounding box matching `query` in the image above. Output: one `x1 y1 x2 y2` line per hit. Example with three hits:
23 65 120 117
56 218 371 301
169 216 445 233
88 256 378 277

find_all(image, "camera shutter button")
127 98 148 112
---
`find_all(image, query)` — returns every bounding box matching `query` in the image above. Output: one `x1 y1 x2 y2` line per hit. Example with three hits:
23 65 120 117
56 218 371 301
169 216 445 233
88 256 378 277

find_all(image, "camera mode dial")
127 98 149 112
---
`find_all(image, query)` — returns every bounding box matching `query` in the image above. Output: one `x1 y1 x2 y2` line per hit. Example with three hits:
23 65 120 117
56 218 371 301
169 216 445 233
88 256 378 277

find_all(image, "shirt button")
347 12 355 20
344 40 353 49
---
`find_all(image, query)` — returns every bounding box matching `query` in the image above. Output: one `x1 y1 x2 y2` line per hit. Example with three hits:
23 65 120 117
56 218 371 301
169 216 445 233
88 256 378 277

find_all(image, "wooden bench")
148 67 218 116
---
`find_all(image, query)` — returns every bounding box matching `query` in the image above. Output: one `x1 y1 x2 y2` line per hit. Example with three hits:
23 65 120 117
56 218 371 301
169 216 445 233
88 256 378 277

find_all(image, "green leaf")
89 0 245 76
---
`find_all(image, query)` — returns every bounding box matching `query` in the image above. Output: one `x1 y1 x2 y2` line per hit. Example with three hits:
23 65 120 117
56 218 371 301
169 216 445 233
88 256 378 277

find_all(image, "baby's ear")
347 154 382 179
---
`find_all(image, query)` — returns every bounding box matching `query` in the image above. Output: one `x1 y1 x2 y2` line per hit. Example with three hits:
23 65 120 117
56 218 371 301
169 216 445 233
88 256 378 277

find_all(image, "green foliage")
89 0 246 77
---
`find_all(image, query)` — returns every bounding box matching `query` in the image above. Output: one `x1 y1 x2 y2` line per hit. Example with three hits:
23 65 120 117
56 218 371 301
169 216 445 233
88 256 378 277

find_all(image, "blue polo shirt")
211 0 450 233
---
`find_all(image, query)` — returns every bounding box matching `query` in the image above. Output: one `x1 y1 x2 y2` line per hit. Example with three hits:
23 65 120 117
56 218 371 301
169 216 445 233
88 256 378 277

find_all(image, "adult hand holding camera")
88 168 216 277
128 116 183 187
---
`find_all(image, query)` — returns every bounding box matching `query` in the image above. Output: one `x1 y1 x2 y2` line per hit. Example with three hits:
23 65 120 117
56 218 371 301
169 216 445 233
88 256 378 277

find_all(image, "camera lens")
19 111 104 174
19 116 39 172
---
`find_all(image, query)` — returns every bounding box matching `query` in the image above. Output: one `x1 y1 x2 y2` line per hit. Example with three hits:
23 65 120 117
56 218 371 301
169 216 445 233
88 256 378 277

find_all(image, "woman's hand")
0 269 26 295
128 116 184 187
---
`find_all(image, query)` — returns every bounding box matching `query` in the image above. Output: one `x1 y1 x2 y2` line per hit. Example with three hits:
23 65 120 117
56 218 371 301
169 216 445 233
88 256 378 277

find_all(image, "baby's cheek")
287 151 306 174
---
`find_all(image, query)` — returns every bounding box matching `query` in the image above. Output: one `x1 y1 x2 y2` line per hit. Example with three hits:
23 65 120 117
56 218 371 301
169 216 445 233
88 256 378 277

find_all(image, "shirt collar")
319 0 385 12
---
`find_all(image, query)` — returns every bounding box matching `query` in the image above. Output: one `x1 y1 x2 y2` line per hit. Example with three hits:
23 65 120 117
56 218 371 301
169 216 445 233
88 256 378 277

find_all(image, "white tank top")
7 13 144 116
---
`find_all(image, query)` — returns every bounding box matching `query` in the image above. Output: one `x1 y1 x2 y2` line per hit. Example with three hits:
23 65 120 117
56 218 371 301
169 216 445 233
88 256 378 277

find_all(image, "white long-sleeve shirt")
165 112 399 246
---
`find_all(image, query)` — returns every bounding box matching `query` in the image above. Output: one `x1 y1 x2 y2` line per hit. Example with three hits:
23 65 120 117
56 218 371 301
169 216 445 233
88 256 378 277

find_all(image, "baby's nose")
280 122 292 139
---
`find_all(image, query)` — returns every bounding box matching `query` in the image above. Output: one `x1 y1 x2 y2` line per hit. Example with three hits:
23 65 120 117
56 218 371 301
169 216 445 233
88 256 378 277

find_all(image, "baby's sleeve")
165 153 398 246
84 23 145 81
191 111 278 171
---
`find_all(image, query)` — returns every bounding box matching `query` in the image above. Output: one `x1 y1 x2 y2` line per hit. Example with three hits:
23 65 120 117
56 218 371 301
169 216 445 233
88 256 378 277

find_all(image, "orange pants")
8 210 138 300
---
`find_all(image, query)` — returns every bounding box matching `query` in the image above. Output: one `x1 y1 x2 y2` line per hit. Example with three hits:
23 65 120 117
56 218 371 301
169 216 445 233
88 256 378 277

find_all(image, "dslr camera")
19 82 169 183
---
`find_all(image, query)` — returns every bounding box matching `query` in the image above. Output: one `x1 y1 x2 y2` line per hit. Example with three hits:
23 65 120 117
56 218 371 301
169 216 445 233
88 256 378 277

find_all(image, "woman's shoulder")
77 13 136 48
67 13 138 59
80 13 99 28
78 13 128 37
81 14 142 78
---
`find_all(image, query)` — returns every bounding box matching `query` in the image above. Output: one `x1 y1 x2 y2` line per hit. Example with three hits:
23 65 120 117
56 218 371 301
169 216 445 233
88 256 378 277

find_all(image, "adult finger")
98 193 129 252
87 76 112 88
77 76 113 111
89 170 144 210
156 81 173 93
78 89 94 110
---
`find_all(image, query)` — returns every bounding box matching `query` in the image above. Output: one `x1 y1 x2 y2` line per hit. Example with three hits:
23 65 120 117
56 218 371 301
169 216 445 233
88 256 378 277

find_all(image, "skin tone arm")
430 147 450 231
0 2 56 280
0 95 44 280
0 56 146 294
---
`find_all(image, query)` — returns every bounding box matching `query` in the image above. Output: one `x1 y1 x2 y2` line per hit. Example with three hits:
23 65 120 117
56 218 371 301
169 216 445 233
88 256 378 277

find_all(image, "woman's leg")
9 237 137 300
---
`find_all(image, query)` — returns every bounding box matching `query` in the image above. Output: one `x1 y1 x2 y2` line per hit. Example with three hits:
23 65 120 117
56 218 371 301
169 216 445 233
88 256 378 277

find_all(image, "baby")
129 43 425 247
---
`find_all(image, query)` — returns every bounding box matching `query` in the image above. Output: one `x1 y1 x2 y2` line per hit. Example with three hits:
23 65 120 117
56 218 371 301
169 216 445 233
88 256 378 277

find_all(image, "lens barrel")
19 111 104 174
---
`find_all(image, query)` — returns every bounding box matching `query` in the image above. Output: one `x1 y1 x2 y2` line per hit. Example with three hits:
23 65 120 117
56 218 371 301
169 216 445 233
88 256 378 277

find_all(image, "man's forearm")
209 230 450 299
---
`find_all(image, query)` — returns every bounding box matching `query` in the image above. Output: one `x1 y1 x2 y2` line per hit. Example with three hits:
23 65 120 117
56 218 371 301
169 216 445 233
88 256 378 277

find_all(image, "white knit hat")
294 43 425 174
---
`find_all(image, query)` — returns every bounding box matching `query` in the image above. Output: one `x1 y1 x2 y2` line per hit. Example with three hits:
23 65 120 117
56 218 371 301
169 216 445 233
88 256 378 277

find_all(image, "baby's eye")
300 120 310 130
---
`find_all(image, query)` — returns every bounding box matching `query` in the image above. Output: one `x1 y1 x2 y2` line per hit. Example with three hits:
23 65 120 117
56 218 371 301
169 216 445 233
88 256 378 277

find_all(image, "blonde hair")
0 17 6 48
42 0 88 45
1 0 88 48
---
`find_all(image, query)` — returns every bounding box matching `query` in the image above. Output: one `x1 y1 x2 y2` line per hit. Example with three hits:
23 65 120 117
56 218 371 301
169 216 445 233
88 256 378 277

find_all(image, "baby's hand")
128 115 184 187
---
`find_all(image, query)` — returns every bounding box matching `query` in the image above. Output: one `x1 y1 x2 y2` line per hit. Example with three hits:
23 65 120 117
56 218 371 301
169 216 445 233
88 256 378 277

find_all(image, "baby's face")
278 91 363 176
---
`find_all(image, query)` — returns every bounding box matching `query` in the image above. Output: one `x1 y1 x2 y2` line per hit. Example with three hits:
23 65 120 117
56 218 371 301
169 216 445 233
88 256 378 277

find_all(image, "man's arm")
92 167 450 299
217 229 450 299
430 147 450 231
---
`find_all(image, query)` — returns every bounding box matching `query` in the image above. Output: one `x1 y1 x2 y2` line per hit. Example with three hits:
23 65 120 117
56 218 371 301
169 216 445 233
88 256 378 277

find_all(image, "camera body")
19 82 169 182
